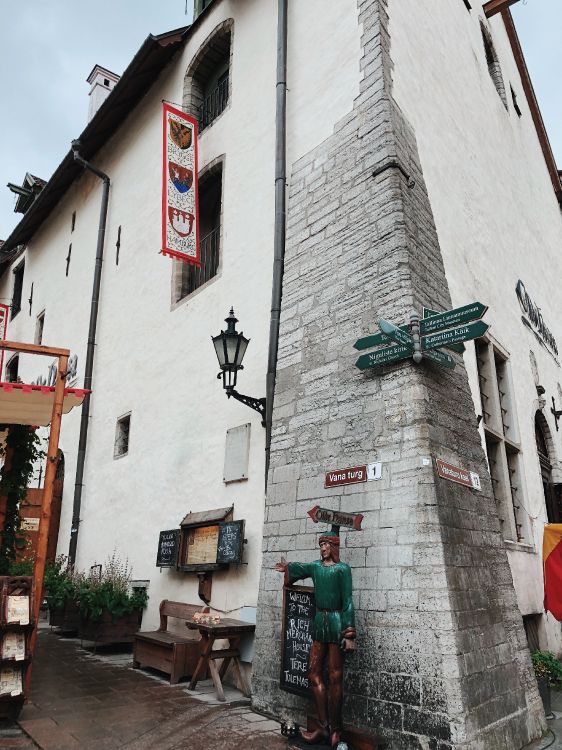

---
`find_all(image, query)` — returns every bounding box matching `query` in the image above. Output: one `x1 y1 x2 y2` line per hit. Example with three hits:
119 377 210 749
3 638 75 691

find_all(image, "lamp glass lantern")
212 308 250 391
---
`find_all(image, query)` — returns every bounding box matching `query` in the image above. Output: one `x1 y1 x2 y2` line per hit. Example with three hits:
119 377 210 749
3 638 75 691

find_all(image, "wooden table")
186 617 255 701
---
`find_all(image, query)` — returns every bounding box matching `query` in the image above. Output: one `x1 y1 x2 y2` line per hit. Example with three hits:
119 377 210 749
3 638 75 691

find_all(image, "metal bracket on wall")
372 159 415 189
551 397 562 431
226 388 266 427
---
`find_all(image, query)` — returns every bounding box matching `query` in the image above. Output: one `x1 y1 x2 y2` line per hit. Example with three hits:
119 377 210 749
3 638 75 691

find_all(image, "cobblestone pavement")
17 630 287 750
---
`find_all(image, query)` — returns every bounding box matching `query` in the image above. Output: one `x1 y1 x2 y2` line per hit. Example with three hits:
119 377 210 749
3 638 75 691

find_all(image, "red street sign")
436 459 476 488
325 465 367 488
307 506 363 530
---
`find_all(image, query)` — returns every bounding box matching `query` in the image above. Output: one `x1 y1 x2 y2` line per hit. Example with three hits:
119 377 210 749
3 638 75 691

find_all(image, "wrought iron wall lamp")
212 308 266 426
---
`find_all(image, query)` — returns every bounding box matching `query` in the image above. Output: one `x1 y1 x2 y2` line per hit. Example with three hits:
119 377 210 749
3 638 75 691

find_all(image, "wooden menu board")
185 525 220 565
156 529 179 568
280 585 315 696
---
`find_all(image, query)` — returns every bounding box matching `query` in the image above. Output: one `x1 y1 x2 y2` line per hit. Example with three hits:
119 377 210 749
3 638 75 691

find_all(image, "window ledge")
504 539 536 554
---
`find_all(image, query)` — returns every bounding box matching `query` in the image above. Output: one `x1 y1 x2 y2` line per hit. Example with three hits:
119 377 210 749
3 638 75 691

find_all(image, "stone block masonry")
252 0 545 747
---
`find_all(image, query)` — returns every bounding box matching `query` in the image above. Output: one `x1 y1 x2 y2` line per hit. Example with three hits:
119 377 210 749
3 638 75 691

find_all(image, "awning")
0 382 88 426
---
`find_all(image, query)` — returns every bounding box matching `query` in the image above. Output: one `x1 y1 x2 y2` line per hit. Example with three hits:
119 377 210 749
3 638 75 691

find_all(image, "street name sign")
307 506 364 530
378 318 414 350
325 465 367 487
420 302 487 335
436 459 481 490
421 321 489 351
423 349 455 369
355 344 412 370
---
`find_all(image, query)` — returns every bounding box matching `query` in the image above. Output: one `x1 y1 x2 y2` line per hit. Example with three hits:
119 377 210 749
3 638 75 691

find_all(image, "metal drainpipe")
265 0 288 487
68 140 110 567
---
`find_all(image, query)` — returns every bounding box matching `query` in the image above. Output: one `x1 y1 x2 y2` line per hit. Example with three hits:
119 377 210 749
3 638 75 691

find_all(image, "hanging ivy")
0 426 45 575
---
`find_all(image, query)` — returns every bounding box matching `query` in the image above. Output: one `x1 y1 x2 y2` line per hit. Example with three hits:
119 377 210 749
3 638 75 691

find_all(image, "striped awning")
0 382 88 426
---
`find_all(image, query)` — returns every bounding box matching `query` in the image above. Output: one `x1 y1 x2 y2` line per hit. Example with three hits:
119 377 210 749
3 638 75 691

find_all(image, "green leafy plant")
8 556 34 576
0 426 45 574
78 552 148 622
43 555 82 610
531 651 562 689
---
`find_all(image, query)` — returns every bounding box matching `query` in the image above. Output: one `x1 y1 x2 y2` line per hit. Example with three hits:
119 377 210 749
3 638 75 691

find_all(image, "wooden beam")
26 352 68 693
501 10 562 203
0 339 69 358
483 0 521 18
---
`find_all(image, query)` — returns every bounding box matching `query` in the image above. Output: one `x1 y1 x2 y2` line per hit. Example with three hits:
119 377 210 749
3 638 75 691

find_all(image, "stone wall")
252 0 544 747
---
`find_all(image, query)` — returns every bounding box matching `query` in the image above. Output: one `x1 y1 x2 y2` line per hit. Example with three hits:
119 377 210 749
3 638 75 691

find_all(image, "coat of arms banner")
161 103 200 264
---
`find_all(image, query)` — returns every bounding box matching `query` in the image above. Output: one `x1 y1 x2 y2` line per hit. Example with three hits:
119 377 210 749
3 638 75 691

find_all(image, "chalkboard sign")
156 529 179 568
216 520 244 564
280 585 316 696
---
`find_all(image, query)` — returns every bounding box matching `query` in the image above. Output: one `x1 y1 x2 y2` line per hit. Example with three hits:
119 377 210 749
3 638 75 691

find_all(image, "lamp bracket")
226 388 266 427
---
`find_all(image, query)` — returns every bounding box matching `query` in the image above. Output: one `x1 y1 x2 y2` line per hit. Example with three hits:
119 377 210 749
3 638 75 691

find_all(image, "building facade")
1 0 561 747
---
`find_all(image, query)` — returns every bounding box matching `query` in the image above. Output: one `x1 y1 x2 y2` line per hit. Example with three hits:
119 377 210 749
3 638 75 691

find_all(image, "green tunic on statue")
287 560 355 644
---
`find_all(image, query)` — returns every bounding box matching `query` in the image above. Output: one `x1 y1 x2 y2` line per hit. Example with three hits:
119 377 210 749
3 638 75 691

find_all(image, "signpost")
355 344 412 370
307 506 363 530
354 300 489 373
420 302 487 335
421 321 489 351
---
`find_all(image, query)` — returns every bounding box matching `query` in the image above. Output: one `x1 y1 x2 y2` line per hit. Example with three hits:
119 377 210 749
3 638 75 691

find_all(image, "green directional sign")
422 307 465 354
355 344 412 370
378 318 414 350
422 321 489 351
354 324 410 351
420 302 487 335
423 349 456 369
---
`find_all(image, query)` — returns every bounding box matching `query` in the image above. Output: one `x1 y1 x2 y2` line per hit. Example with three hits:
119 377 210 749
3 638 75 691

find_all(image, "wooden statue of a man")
276 531 356 748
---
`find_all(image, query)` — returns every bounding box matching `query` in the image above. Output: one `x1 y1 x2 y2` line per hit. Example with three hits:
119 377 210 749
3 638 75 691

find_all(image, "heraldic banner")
162 103 200 265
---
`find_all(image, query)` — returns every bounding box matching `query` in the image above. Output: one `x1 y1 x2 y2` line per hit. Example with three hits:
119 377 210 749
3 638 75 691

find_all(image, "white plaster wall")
0 0 364 634
389 2 562 648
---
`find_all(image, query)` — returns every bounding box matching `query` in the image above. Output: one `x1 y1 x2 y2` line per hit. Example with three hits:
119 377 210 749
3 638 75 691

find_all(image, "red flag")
543 524 562 620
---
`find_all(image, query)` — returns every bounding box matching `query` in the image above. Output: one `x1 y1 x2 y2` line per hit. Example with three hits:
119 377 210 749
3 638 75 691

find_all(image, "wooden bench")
132 600 209 684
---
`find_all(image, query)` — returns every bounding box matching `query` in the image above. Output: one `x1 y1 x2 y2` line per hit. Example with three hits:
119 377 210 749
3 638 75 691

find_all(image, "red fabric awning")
0 382 88 426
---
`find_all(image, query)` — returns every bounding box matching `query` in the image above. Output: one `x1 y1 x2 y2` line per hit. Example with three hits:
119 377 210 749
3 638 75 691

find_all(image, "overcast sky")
0 1 560 240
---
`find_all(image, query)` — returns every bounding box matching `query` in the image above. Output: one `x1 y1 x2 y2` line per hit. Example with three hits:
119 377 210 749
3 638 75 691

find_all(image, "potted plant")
531 650 562 717
77 553 148 646
43 556 82 631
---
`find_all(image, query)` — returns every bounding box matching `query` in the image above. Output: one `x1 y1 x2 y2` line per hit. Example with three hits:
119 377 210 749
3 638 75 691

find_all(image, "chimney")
86 65 120 122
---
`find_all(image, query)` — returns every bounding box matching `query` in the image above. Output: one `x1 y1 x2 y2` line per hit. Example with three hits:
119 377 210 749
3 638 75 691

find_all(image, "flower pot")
79 609 143 645
537 677 552 717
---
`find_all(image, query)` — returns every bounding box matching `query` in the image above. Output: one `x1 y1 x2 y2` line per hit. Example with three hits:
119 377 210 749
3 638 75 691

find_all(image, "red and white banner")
161 103 199 265
0 304 9 376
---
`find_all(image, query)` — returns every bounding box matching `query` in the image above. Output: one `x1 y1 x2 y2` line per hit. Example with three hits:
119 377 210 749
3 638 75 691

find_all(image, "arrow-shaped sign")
378 318 414 350
355 344 412 370
354 324 411 351
423 308 465 354
422 321 489 351
308 505 363 530
420 302 487 335
423 349 456 369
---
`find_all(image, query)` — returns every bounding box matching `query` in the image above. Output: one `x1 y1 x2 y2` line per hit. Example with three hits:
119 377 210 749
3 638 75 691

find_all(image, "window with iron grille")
114 414 131 458
5 355 19 383
476 339 528 542
11 261 24 319
480 23 507 108
183 20 232 131
177 164 222 301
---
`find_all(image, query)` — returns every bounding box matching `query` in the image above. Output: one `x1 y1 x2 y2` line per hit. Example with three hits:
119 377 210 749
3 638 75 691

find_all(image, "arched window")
535 411 562 523
480 23 507 108
183 20 233 131
5 355 19 383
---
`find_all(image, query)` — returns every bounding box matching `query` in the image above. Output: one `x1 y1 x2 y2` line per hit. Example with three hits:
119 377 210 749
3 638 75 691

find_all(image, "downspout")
68 139 110 566
265 0 288 486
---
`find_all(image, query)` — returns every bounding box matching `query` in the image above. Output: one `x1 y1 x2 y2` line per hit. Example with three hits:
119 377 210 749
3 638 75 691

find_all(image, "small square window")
114 414 131 458
103 78 110 87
